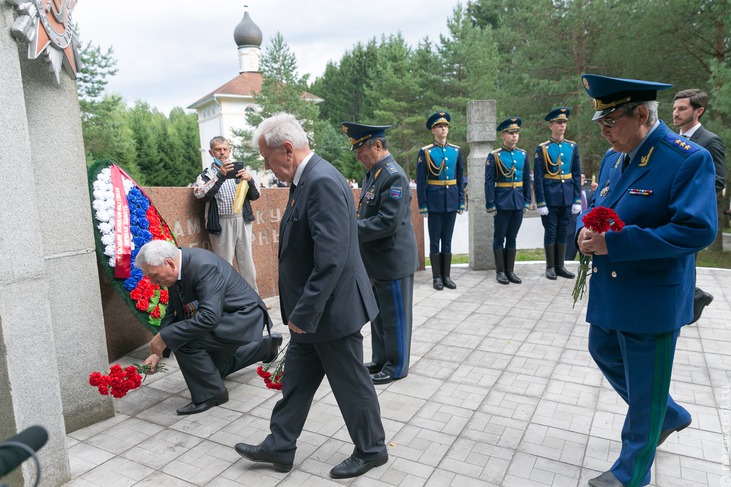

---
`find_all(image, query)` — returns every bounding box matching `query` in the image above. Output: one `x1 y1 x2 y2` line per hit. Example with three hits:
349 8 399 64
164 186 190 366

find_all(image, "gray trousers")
209 214 258 292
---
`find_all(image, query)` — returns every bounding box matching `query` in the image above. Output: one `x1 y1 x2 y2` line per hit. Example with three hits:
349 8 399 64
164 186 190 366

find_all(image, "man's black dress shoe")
371 371 395 385
588 471 624 487
265 333 283 363
692 291 713 323
176 391 228 415
330 454 388 479
364 362 384 374
657 419 692 446
234 442 293 472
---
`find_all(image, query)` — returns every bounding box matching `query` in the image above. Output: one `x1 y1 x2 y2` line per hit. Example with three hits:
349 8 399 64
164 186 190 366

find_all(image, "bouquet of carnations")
89 362 168 398
256 343 289 391
572 206 625 308
89 364 143 398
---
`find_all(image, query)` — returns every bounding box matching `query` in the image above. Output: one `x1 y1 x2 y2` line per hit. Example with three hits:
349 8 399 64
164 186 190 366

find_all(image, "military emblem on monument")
8 0 81 84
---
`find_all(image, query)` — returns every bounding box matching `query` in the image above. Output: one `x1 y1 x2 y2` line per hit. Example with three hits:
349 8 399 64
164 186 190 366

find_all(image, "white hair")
135 240 177 268
252 113 309 151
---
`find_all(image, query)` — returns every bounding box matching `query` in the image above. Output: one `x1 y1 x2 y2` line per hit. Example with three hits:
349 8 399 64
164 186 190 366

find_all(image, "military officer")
416 111 465 290
534 107 582 280
485 117 531 285
341 122 418 385
578 74 717 487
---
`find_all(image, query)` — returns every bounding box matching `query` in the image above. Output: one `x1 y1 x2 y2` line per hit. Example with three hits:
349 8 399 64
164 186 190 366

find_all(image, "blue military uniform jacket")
358 154 419 281
534 139 581 207
484 146 531 211
579 121 717 332
416 142 465 214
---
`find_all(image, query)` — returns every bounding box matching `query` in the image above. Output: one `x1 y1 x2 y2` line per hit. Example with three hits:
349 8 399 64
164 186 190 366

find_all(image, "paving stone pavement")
64 263 731 487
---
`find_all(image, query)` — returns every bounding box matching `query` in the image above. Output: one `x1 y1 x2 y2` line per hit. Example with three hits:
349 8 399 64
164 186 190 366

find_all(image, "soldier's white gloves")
537 206 549 216
571 204 582 215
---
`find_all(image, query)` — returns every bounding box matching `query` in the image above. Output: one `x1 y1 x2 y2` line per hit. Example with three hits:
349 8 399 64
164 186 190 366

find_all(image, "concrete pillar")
466 100 497 270
1 3 112 485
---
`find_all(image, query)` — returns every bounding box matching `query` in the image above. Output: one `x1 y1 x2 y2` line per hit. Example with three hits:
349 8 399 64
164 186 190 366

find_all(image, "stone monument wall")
1 4 112 486
467 100 497 270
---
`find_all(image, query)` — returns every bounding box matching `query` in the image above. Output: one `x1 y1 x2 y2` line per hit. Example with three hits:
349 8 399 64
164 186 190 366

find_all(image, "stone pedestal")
0 4 111 486
466 100 497 270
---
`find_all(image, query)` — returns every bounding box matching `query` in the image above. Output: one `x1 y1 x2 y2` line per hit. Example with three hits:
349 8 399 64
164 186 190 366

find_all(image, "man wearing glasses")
578 74 717 487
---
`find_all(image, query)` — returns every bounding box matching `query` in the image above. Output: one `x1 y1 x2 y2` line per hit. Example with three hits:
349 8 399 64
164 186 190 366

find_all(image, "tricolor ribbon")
110 165 132 278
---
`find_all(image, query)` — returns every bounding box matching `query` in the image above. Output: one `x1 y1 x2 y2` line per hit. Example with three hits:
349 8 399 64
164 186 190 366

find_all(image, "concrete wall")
0 4 112 486
466 100 497 270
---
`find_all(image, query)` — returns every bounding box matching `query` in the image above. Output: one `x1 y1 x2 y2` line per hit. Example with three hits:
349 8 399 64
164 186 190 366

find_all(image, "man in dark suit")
234 113 388 479
673 88 726 323
341 122 419 386
579 74 717 487
137 240 281 415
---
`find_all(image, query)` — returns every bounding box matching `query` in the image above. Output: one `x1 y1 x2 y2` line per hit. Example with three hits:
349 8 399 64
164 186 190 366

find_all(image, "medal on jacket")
600 182 610 197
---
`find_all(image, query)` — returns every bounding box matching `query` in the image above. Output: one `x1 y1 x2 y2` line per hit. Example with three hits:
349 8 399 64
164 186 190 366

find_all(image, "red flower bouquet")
89 364 143 398
256 343 288 391
572 206 625 307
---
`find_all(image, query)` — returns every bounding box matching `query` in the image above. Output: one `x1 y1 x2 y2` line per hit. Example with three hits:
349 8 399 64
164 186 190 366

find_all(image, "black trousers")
176 332 272 403
261 332 387 463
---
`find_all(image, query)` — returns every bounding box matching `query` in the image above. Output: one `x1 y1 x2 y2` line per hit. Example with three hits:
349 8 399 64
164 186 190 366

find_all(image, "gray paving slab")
64 263 731 487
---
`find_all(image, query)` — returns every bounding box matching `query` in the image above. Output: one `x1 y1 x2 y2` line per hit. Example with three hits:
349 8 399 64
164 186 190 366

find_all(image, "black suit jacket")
160 248 268 350
690 125 726 192
278 154 378 343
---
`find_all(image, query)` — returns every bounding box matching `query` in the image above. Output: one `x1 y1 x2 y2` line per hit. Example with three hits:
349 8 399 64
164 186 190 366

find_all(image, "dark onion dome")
233 11 263 47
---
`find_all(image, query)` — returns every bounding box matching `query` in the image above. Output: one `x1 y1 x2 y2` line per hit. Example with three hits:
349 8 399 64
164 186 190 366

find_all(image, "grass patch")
426 247 731 269
697 248 731 269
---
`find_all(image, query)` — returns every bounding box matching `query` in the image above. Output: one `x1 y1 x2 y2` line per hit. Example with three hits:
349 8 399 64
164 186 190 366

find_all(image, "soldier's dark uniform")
485 117 531 284
341 122 418 385
533 107 582 280
416 111 465 290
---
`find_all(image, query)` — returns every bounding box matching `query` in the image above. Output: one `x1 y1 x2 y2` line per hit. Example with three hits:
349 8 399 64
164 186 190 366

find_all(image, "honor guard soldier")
485 117 531 285
534 107 582 280
341 122 418 385
578 74 717 487
416 111 465 290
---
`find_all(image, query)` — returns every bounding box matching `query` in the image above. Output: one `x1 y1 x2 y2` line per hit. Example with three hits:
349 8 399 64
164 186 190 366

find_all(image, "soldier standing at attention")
416 111 465 290
534 107 582 280
485 117 531 285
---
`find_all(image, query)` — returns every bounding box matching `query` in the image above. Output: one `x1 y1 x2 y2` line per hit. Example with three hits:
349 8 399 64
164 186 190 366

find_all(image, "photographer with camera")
193 136 261 293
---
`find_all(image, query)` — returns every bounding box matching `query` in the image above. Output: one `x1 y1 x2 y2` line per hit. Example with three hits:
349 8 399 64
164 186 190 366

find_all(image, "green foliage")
77 40 201 187
77 40 118 102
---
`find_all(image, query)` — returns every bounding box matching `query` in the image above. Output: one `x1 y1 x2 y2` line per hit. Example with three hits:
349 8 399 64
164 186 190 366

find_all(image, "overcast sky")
73 0 466 115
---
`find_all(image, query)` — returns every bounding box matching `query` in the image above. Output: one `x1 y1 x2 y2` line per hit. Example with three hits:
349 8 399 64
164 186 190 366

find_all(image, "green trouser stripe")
628 332 673 487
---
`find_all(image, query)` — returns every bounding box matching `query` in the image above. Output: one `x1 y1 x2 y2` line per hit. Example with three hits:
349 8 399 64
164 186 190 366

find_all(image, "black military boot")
505 248 521 284
441 253 457 289
545 244 557 280
494 249 509 285
430 253 443 290
555 243 575 279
